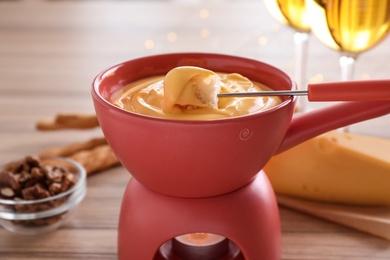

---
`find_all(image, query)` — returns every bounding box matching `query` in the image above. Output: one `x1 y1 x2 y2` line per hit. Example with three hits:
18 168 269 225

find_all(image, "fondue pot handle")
276 100 390 154
308 79 390 101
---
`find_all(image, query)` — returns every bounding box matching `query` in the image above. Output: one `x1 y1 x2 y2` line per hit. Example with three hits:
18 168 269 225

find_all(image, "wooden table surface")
1 1 390 259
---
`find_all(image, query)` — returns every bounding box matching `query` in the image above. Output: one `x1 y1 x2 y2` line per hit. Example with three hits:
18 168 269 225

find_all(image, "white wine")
264 0 310 32
307 0 390 55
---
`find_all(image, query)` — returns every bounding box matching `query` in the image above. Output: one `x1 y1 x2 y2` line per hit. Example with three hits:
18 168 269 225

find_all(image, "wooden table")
1 1 389 259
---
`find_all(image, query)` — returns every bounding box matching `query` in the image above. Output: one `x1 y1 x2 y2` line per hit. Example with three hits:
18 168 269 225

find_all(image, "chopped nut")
18 172 32 186
49 182 62 195
1 187 15 197
25 156 40 168
31 167 44 181
0 171 20 191
45 166 64 184
22 183 51 200
61 173 76 192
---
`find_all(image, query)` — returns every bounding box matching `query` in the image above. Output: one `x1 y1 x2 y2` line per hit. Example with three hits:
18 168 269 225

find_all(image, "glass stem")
339 55 356 81
294 31 310 112
339 55 357 132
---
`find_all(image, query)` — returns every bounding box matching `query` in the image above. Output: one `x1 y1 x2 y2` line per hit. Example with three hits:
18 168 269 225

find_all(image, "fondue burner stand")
117 171 281 259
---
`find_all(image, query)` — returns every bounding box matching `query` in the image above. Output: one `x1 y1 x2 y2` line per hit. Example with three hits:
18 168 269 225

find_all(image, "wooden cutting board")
277 195 390 240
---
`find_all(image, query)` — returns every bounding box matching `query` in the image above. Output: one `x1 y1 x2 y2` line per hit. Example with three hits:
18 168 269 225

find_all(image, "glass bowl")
0 157 86 235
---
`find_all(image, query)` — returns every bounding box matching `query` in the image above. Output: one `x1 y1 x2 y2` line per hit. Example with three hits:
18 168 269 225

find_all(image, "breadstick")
69 144 120 175
39 137 107 158
36 113 99 130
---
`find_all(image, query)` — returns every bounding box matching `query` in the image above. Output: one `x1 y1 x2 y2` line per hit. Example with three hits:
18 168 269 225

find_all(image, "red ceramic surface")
92 53 390 198
118 172 280 260
307 79 390 101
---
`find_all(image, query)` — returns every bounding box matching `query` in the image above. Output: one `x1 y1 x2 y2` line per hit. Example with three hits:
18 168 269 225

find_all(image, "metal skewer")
218 90 308 98
217 79 390 101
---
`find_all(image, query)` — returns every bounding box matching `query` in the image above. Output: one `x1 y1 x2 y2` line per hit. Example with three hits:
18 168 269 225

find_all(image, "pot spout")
275 100 390 155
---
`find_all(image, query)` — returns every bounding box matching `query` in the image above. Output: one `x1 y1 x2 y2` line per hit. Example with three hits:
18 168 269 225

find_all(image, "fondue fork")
218 79 390 101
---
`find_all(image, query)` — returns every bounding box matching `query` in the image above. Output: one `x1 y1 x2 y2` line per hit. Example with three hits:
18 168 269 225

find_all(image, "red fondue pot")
92 53 390 198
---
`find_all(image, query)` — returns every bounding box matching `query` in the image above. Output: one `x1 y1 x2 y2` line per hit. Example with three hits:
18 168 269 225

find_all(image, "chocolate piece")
0 171 20 197
0 156 78 227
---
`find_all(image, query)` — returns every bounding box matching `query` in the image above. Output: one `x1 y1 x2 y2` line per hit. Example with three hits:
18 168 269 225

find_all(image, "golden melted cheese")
110 66 282 120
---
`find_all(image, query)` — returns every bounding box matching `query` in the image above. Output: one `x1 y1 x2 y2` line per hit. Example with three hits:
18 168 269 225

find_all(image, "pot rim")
92 52 297 124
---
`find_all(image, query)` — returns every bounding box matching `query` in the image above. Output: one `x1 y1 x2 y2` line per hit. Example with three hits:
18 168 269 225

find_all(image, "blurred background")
0 0 389 137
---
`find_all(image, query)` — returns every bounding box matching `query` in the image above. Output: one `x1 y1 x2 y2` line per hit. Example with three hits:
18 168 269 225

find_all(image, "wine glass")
306 0 390 81
264 0 311 111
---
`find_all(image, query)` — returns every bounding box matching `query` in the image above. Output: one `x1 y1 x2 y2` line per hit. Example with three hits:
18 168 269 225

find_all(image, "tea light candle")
175 233 225 246
172 233 229 259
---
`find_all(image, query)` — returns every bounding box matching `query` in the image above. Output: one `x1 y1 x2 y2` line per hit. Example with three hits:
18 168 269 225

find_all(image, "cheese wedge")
264 131 390 206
